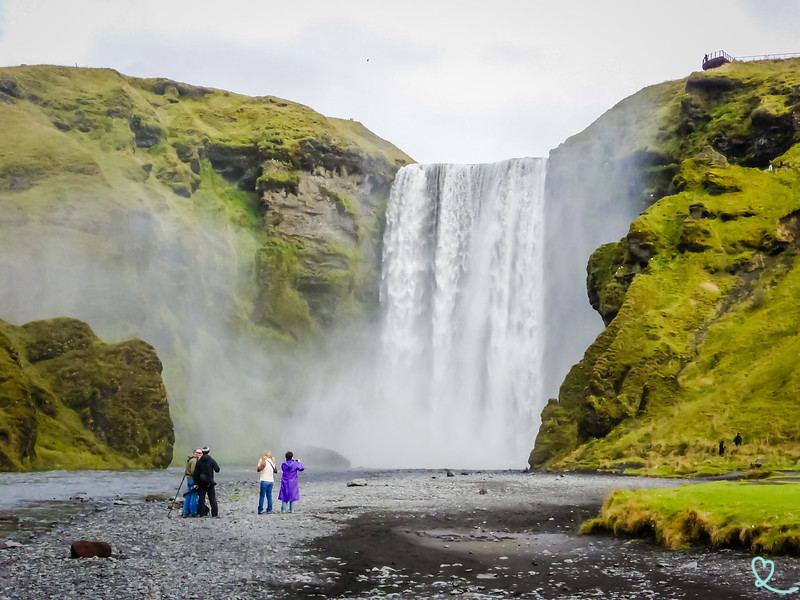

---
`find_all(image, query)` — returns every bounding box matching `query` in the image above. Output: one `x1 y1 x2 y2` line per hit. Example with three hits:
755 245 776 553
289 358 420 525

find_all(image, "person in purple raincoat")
278 451 304 513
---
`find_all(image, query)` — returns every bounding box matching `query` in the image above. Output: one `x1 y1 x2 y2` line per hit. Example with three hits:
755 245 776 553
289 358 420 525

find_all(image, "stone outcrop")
0 317 173 471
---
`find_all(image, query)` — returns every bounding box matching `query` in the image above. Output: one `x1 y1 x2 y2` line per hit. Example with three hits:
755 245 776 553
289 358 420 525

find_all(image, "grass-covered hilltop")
0 65 411 470
533 58 800 477
0 317 173 470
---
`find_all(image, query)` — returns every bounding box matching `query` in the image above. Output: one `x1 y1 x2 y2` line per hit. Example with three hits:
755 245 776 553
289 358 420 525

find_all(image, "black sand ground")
299 503 762 599
1 470 794 599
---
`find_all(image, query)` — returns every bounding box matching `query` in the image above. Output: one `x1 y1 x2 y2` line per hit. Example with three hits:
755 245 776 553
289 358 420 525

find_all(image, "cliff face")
0 66 412 468
0 65 411 339
533 59 800 476
0 317 173 470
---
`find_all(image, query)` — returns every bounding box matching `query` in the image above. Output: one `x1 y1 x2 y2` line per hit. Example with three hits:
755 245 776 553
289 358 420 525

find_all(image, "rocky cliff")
0 65 412 468
0 317 173 470
533 59 800 476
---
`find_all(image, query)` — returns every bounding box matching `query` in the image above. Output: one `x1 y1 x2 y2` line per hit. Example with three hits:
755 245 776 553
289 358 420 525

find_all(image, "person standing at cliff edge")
257 451 277 514
193 446 221 518
278 451 304 513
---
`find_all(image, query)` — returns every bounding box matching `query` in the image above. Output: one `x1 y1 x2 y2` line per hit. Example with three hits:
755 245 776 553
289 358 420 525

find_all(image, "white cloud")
1 0 799 162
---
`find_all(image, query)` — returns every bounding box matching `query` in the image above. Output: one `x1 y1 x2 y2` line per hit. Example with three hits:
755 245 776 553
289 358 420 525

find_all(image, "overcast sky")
1 0 799 164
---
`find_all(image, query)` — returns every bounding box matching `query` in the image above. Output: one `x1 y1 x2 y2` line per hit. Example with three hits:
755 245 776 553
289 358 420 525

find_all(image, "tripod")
167 474 186 519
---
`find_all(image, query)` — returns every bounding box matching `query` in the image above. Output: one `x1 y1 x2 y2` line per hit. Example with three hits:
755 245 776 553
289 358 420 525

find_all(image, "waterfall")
299 158 547 468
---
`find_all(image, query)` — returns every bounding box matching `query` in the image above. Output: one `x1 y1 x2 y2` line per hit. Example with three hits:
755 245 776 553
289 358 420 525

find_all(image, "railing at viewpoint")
735 52 800 62
703 50 800 70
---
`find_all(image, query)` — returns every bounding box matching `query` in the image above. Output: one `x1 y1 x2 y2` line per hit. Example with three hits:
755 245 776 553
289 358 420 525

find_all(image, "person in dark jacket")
193 446 221 517
734 433 743 447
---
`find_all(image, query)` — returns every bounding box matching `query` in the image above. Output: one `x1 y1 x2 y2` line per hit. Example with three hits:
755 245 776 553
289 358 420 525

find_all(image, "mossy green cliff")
0 65 411 469
533 59 800 476
0 65 411 340
0 317 173 470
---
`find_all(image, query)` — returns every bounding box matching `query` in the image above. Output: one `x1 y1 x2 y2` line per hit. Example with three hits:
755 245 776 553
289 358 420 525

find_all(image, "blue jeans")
281 500 295 513
258 482 274 514
182 479 198 515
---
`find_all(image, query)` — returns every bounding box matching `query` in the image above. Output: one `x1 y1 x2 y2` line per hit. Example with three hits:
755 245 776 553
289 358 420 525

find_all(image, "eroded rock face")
685 73 744 96
206 144 261 190
191 129 403 338
682 73 799 168
0 317 173 471
254 164 390 334
128 115 163 148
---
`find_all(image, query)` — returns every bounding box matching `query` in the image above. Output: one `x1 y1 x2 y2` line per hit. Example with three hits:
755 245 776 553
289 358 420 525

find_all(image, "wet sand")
0 470 792 599
305 503 757 599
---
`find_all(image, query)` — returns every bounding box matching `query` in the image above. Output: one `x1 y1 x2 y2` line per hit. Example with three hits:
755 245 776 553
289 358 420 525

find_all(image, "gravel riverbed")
0 469 794 599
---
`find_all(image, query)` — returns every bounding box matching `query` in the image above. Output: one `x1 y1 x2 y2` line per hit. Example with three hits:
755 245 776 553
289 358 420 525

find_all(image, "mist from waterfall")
2 157 548 468
297 158 547 468
0 193 288 462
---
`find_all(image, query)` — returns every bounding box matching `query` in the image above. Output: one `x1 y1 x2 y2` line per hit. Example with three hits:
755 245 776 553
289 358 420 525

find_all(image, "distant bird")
366 58 370 62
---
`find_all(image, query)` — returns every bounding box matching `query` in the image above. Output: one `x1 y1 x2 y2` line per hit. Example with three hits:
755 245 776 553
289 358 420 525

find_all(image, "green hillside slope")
533 59 800 476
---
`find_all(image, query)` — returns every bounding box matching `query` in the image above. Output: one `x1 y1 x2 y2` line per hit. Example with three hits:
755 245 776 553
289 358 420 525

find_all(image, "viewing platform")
703 50 800 70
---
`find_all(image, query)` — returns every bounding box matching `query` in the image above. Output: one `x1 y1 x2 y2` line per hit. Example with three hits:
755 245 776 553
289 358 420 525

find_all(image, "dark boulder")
70 541 112 558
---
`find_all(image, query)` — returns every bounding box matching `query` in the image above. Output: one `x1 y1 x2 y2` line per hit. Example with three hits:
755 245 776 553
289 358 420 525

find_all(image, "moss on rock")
0 317 173 471
533 59 800 476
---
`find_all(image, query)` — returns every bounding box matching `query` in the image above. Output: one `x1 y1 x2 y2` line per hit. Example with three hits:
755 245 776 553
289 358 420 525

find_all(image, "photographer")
278 451 304 513
193 446 221 518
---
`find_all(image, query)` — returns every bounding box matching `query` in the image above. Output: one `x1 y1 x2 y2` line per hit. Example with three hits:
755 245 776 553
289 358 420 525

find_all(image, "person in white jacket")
257 451 277 514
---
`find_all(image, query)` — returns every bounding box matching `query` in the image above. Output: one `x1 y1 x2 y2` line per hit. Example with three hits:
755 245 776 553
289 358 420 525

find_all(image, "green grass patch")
582 479 800 554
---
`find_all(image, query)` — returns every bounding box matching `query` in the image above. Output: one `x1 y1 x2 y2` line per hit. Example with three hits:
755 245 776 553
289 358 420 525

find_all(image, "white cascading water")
299 158 547 469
